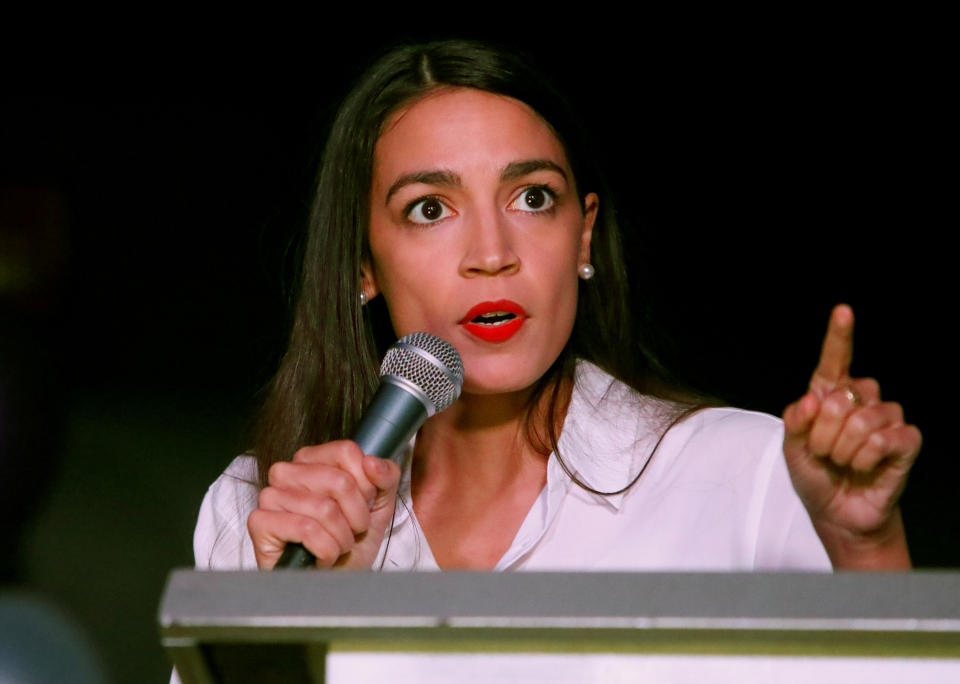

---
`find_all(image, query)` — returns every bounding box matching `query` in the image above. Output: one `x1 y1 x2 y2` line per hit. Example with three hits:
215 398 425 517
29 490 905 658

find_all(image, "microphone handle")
274 382 428 569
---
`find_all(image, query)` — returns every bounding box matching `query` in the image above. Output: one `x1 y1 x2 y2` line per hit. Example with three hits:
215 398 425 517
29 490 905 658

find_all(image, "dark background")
1 26 953 682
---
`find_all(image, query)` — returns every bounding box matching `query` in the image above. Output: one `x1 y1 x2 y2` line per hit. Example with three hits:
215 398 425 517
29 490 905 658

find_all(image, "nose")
458 209 520 278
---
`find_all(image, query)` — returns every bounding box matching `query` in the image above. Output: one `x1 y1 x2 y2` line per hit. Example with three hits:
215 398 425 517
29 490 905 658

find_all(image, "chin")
459 353 556 397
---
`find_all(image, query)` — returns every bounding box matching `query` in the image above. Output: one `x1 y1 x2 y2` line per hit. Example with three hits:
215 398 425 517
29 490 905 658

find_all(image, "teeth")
472 311 516 325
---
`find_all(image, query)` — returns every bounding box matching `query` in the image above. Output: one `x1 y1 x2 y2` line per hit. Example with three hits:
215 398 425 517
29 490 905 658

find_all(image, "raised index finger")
811 304 854 392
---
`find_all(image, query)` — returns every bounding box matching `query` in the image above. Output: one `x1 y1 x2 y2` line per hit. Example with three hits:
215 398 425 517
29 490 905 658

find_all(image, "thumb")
362 453 401 507
361 454 401 542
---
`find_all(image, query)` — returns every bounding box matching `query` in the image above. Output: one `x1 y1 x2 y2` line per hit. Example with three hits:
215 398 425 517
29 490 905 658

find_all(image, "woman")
193 40 920 572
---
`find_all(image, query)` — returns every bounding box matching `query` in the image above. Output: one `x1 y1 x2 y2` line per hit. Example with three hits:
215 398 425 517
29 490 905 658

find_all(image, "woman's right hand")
247 440 402 570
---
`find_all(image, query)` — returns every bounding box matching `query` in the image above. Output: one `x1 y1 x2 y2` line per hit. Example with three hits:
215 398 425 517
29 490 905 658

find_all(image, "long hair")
252 40 697 489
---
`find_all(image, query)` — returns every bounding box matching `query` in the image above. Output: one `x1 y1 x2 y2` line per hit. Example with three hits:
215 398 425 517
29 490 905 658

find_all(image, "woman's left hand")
782 304 922 569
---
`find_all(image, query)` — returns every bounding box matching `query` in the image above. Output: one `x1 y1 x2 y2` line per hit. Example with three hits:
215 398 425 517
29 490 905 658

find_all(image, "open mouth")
471 311 518 326
460 300 527 342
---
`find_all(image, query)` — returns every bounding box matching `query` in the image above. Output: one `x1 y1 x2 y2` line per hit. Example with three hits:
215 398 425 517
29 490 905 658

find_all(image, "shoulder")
672 406 784 454
570 361 783 438
565 362 829 569
651 407 786 491
565 361 786 487
205 455 259 512
575 361 783 452
193 455 259 570
569 361 783 447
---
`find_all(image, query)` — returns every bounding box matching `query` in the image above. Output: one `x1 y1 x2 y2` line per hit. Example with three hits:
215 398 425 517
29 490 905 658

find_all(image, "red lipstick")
459 300 527 343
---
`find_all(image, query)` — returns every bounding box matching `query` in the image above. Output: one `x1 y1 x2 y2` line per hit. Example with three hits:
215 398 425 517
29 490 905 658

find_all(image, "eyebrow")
383 159 568 204
500 159 568 182
385 170 461 204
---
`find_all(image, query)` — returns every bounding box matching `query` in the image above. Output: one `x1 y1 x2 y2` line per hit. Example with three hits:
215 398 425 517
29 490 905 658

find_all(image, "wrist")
814 507 912 570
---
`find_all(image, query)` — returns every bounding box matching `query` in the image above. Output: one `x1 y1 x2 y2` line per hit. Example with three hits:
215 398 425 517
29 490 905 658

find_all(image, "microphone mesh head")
381 332 464 414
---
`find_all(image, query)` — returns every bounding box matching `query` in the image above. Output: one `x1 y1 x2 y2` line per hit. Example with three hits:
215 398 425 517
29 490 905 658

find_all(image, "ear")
578 193 598 267
360 255 379 301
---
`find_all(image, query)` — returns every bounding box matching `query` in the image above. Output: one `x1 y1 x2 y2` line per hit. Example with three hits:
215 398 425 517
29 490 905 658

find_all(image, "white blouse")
192 362 831 572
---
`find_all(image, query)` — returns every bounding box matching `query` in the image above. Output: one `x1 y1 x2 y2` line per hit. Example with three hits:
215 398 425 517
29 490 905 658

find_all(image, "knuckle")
298 516 324 542
299 519 348 563
329 469 354 496
342 441 366 464
354 509 372 534
296 444 339 464
268 461 289 485
861 377 880 396
868 432 887 452
886 402 904 423
292 446 315 462
312 551 338 568
846 412 868 435
908 425 923 445
258 487 276 509
830 447 852 467
318 545 346 567
315 496 340 520
246 509 264 533
303 538 337 566
823 395 846 417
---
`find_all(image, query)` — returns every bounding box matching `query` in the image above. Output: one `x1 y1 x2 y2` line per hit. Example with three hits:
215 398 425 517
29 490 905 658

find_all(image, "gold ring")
842 386 861 406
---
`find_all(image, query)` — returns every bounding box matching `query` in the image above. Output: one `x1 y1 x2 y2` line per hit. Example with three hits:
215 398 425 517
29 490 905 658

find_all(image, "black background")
1 23 953 682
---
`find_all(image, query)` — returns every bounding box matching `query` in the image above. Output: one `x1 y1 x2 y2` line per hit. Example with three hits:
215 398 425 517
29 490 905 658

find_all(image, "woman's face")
365 87 597 396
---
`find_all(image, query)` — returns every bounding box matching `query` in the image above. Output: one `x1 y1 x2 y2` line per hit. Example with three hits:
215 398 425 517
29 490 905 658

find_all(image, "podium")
160 570 960 683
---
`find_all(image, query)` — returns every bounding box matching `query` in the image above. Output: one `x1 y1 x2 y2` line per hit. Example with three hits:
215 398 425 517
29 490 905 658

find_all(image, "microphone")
275 332 464 569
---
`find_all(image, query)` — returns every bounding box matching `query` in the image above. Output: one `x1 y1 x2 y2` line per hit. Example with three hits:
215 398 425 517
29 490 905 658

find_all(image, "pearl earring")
578 263 595 280
359 290 368 306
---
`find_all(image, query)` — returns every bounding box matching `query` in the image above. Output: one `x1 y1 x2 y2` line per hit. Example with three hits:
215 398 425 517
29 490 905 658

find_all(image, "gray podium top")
161 569 960 635
160 571 960 684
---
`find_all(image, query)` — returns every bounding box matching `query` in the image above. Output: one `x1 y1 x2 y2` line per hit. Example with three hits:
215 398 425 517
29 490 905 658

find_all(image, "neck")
412 371 573 492
408 366 575 570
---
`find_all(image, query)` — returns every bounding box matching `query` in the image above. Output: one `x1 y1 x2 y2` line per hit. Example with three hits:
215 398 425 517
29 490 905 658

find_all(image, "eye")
509 185 556 213
404 196 455 224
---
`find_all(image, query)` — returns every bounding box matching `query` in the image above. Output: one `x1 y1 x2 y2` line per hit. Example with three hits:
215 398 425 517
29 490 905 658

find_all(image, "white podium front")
159 571 960 683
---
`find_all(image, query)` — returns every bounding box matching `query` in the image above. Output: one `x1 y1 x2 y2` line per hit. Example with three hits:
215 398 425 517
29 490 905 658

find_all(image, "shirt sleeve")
752 423 832 570
192 456 259 570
